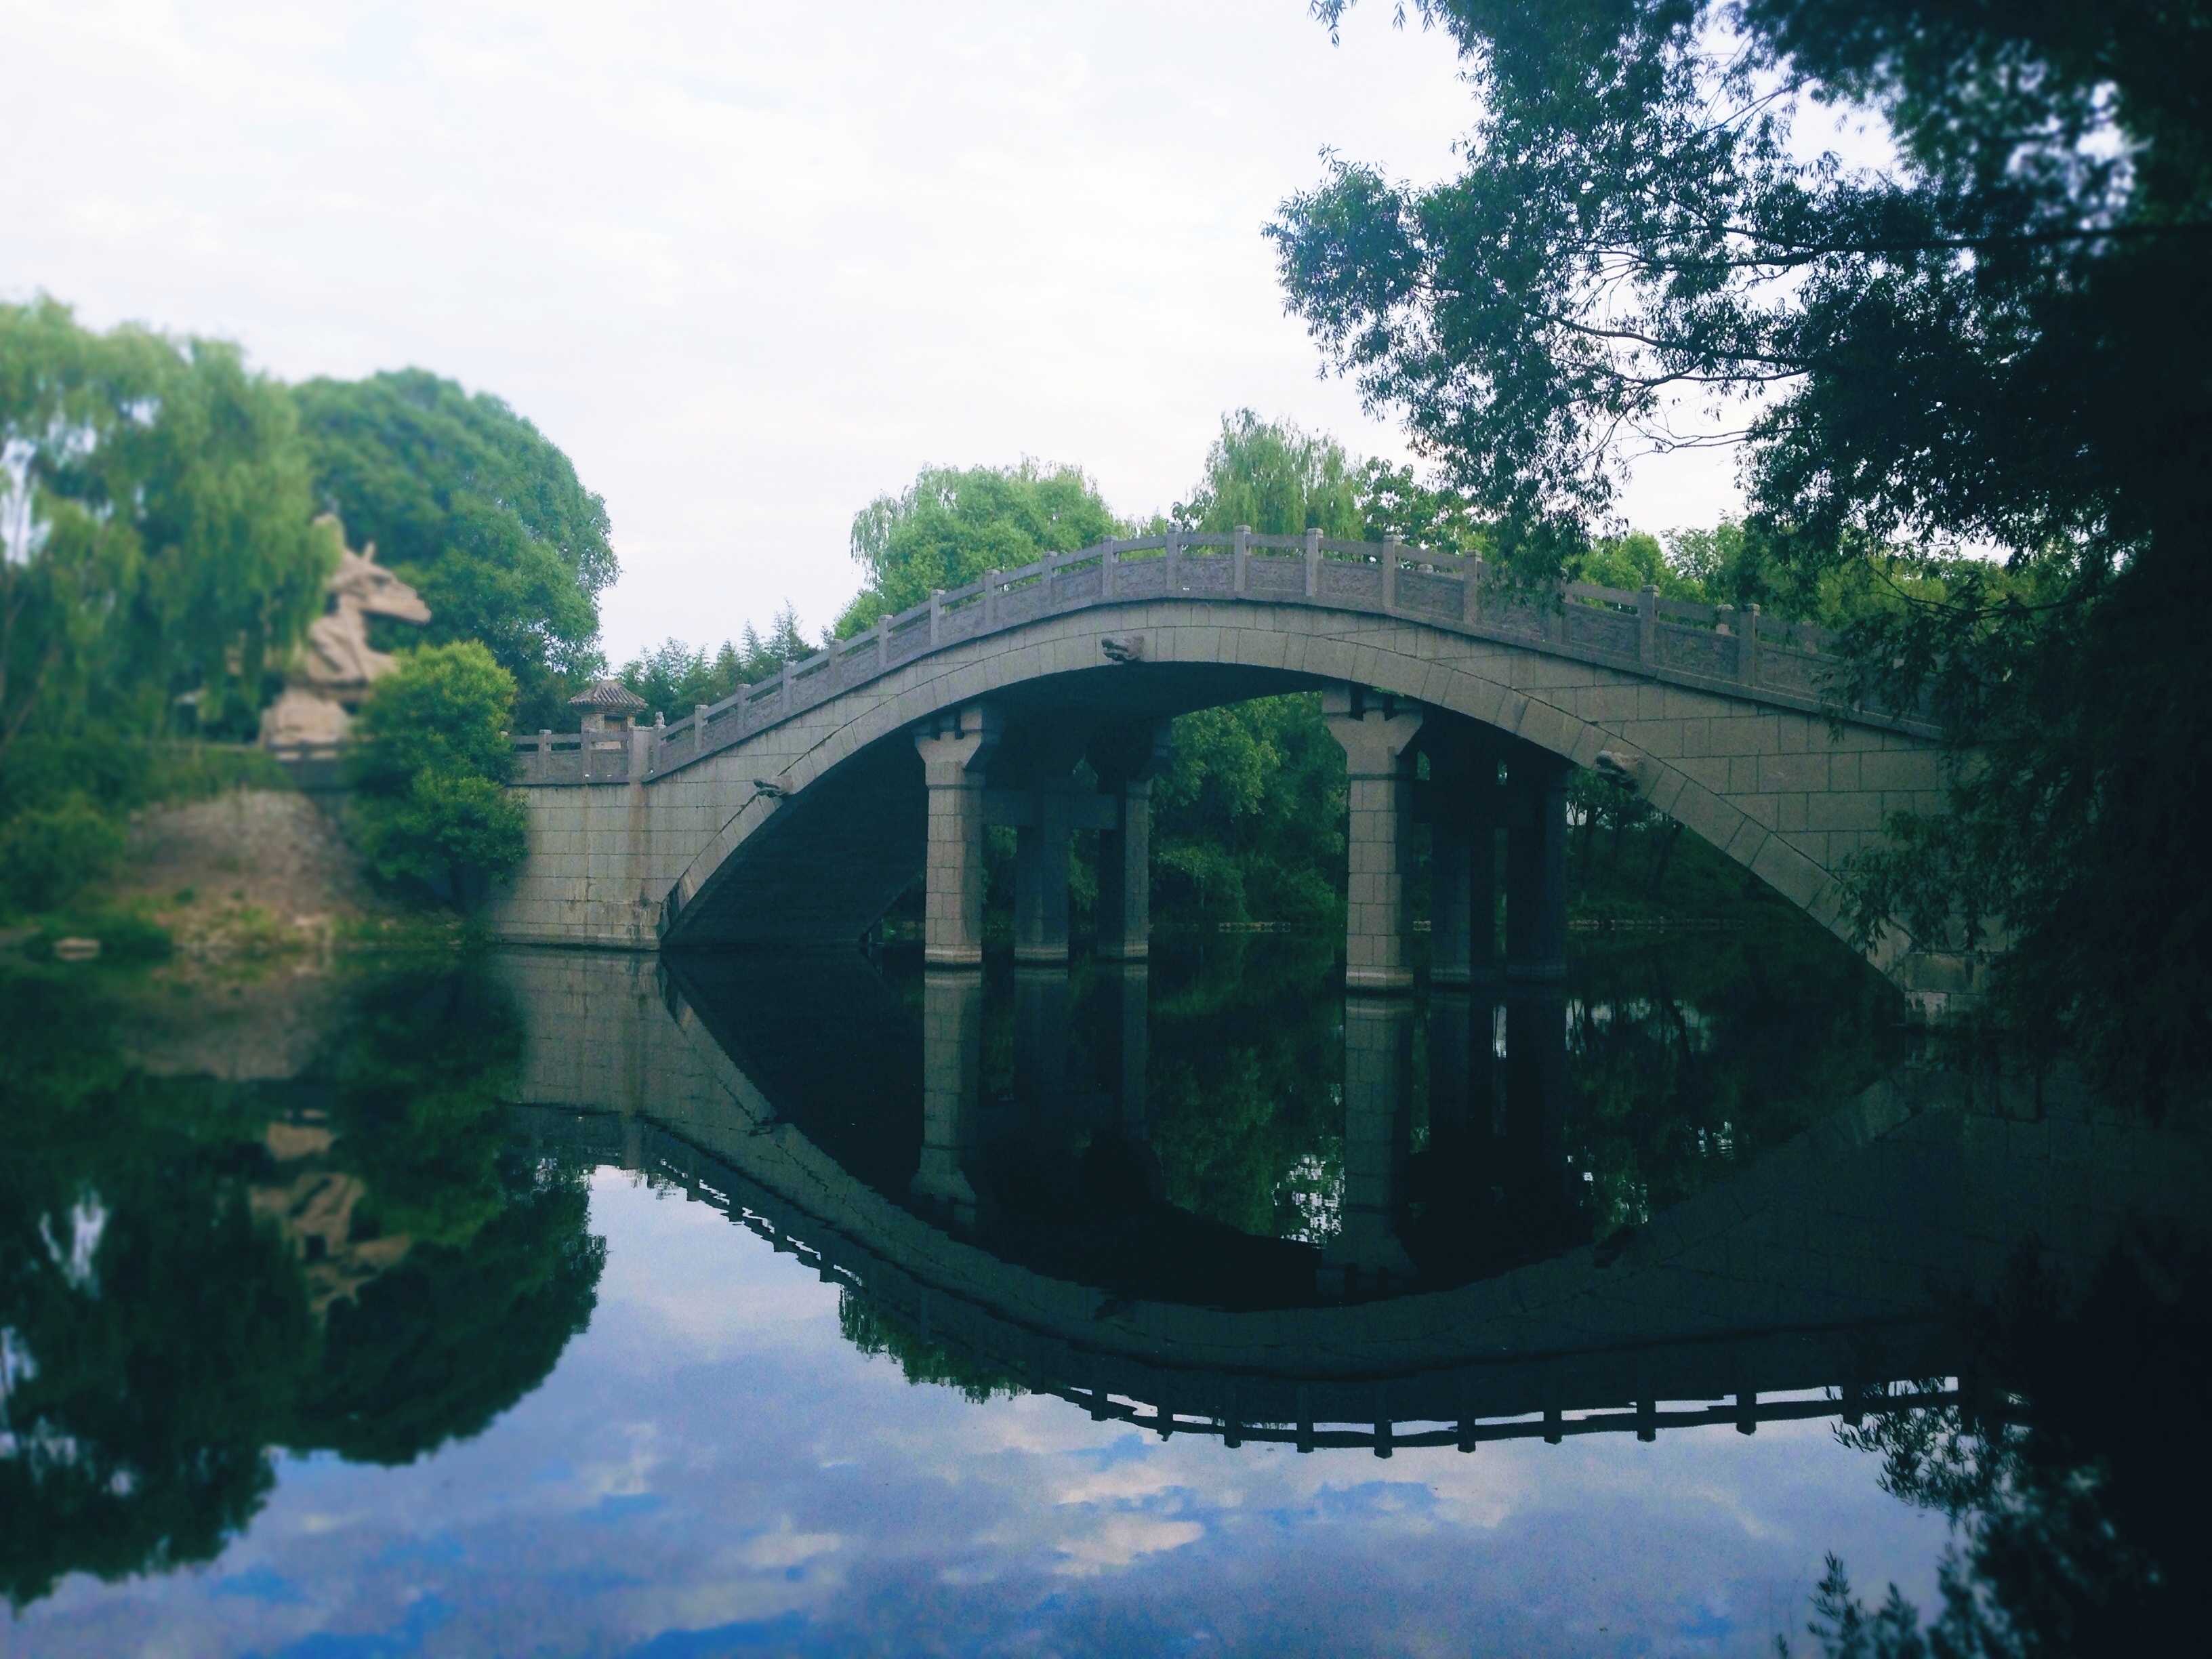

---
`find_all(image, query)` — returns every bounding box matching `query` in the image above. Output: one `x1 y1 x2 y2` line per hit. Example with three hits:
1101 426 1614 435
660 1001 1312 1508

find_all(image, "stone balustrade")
510 531 1905 787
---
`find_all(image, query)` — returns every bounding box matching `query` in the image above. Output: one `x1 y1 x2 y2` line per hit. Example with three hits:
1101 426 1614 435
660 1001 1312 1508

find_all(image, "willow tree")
0 297 333 758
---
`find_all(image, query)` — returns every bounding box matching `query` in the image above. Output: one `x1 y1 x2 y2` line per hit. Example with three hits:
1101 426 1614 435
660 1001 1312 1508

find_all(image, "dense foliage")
1783 1230 2212 1658
617 604 812 722
295 369 617 731
0 303 617 921
1276 0 2212 1109
1171 409 1364 538
346 641 529 899
0 298 335 759
834 459 1126 636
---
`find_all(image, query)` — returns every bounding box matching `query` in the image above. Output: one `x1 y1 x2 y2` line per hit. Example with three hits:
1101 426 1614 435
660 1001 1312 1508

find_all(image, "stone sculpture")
260 519 432 750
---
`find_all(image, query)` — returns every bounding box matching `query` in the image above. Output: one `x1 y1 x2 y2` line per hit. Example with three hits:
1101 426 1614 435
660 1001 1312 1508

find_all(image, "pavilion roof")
569 678 648 712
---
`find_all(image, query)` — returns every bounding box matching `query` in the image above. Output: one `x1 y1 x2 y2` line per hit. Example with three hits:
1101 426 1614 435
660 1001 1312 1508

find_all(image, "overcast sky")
6 0 1743 660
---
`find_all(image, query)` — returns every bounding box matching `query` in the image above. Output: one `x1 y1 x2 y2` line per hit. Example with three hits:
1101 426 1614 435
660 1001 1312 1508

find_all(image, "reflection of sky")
16 1173 1952 1658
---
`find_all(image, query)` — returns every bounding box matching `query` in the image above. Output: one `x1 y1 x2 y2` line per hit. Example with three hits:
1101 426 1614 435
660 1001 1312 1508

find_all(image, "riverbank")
0 784 468 970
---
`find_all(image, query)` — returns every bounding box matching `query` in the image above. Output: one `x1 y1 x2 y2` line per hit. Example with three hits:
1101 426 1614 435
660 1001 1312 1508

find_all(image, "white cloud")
2 0 1743 665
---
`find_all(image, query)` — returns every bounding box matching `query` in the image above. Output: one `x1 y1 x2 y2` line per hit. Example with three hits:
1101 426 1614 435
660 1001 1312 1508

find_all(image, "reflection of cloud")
570 1420 663 1505
740 1518 842 1572
10 1174 1957 1657
1050 1462 1193 1508
588 1171 836 1355
1052 1513 1206 1575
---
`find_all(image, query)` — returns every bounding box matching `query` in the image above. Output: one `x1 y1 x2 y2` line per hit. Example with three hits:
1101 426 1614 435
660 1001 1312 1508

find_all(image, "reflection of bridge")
494 948 2204 1454
489 535 1966 1002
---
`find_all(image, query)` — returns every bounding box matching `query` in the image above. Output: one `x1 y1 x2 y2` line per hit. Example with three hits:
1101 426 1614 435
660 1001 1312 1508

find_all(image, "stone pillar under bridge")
1422 722 1506 990
1092 720 1172 963
914 703 1004 968
1325 686 1425 994
1009 731 1090 967
1013 785 1076 964
1505 747 1570 983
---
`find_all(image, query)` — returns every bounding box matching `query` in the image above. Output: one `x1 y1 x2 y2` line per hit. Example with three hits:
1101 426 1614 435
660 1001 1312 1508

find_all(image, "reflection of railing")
509 1104 1958 1458
512 530 1907 788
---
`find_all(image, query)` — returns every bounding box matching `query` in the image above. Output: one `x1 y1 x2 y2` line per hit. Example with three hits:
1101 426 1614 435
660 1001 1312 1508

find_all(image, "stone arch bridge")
492 531 1960 999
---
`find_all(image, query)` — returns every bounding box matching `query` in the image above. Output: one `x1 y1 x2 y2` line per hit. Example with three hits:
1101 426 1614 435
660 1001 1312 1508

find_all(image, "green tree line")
1 298 615 916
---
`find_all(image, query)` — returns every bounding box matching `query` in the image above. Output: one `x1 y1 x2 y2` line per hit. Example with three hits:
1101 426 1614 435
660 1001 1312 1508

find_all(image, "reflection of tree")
1783 1229 2212 1656
0 965 604 1609
836 1291 1020 1404
1564 926 1906 1230
0 979 316 1605
1088 923 1902 1266
290 1160 601 1464
1145 935 1342 1237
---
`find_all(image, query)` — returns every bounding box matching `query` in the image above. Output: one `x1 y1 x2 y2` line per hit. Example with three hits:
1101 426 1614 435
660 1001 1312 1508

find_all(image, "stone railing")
512 530 1884 787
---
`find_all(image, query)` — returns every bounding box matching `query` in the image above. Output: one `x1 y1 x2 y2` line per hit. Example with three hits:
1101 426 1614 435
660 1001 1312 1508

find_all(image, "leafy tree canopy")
1174 409 1364 537
834 459 1124 636
1 296 334 757
1277 1 2212 1110
617 604 811 723
294 369 617 729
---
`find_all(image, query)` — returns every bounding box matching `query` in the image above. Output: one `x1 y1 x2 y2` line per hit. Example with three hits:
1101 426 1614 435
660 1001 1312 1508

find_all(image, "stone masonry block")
1860 750 1942 792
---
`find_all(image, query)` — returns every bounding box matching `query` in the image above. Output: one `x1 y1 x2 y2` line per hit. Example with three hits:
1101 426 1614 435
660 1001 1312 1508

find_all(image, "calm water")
3 924 2207 1656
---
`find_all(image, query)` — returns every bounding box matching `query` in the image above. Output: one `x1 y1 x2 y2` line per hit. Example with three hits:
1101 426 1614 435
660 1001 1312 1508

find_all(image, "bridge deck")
512 532 1924 789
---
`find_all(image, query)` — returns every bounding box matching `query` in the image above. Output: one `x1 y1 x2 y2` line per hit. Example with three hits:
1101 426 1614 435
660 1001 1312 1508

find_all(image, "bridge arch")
490 535 1950 993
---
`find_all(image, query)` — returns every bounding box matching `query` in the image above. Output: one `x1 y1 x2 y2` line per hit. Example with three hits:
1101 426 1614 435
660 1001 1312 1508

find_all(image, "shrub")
0 793 127 914
352 773 527 893
346 642 528 901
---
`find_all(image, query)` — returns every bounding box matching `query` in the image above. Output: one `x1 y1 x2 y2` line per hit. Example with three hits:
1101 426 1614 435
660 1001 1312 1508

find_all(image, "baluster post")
875 613 890 671
693 705 709 754
1233 523 1251 596
983 569 999 631
1166 533 1181 593
1465 557 1484 627
1305 527 1322 598
1639 585 1659 668
1382 534 1403 611
1102 538 1118 600
929 589 943 649
1741 602 1761 684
